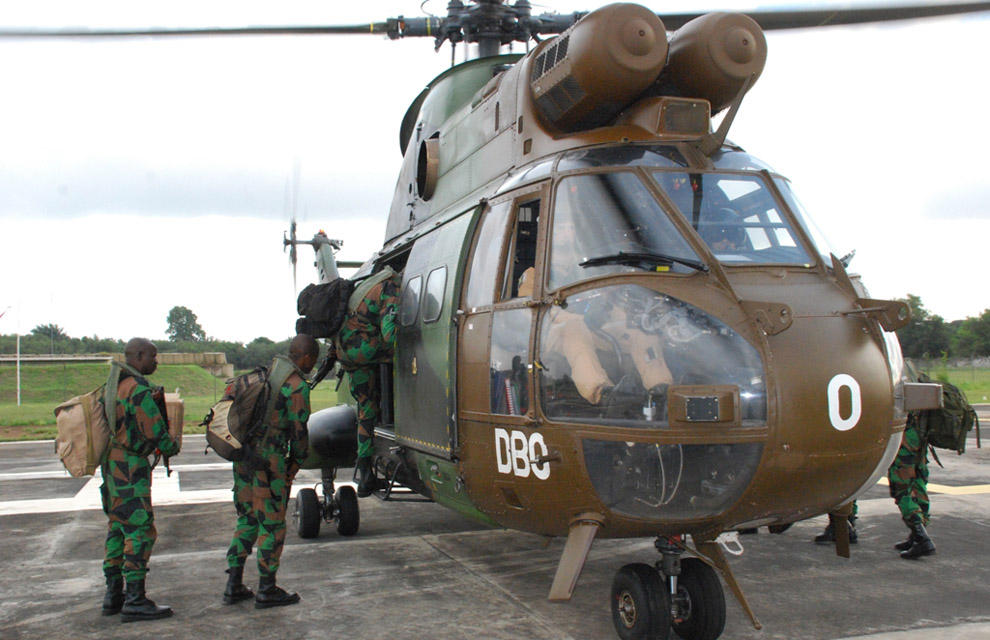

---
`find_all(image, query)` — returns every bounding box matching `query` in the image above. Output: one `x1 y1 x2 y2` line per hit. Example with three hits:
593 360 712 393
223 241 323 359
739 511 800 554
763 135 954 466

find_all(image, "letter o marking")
827 374 862 431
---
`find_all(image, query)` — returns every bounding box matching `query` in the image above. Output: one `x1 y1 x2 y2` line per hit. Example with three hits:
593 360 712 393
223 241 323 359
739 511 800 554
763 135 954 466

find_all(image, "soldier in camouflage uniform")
100 338 180 622
888 411 936 559
223 334 317 608
335 268 401 497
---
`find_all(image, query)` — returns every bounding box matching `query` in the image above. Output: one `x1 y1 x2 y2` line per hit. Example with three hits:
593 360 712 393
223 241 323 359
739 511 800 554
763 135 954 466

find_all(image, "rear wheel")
335 485 360 536
611 563 671 640
671 558 725 640
295 488 321 539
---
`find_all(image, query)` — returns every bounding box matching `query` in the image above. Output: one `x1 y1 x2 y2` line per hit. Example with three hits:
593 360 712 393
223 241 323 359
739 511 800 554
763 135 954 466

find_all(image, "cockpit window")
549 172 701 290
773 176 837 266
652 171 813 265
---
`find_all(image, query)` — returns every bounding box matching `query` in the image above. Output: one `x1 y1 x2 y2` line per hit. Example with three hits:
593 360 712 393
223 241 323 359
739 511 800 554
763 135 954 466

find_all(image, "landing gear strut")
293 467 359 539
610 536 726 640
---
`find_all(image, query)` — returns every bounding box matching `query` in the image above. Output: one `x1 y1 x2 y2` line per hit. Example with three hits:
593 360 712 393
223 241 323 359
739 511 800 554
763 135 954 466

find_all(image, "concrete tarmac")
1 430 987 640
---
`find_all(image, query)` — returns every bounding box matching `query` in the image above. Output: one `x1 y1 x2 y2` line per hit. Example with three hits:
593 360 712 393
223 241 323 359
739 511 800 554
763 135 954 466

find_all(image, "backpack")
203 367 271 462
918 372 980 454
54 387 112 477
296 277 354 339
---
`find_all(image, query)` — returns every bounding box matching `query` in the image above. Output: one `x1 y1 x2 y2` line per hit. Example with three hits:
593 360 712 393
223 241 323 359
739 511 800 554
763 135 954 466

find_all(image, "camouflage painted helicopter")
8 2 984 638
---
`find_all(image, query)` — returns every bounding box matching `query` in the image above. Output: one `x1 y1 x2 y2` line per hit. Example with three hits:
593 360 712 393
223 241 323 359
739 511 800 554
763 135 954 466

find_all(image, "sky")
0 1 988 343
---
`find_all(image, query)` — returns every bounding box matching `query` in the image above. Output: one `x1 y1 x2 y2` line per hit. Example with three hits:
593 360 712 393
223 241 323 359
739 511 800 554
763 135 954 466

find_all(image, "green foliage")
166 305 206 342
31 323 68 340
896 294 953 359
951 309 990 358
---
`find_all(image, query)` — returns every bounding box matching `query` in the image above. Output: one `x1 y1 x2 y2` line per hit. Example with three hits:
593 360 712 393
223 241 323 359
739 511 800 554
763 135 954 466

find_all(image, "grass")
924 365 990 404
0 363 342 441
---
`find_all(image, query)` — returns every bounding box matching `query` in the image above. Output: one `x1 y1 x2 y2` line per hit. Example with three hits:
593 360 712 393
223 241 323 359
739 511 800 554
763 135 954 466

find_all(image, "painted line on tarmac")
0 465 340 517
874 477 990 495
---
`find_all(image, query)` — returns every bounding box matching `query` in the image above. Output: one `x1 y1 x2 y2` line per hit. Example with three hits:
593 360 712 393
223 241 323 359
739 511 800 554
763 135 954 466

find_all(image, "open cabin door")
392 210 476 460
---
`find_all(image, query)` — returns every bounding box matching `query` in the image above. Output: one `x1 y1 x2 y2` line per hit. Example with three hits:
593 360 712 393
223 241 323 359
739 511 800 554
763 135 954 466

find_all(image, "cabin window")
464 202 511 311
423 266 447 323
399 276 422 327
500 198 540 300
549 172 700 290
652 171 813 265
490 308 531 416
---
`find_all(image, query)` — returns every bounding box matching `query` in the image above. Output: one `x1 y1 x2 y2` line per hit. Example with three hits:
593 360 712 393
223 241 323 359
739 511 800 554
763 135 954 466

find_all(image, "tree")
951 308 990 357
166 306 206 342
896 294 951 359
30 323 68 340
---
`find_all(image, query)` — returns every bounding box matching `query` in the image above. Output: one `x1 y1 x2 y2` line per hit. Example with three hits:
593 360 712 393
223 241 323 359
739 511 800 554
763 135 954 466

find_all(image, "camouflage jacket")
339 275 400 347
102 372 181 498
256 371 310 472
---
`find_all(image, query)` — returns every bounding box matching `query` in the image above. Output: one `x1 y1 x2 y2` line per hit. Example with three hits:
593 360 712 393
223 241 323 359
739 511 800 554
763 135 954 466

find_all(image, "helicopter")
6 2 984 639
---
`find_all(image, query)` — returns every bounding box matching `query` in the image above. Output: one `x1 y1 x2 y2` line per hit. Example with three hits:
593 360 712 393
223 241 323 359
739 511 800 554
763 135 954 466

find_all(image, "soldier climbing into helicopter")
333 266 403 497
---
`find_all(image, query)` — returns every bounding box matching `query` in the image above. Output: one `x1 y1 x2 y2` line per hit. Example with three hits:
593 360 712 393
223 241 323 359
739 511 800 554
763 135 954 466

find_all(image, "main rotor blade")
0 23 391 38
657 1 990 31
1 2 986 40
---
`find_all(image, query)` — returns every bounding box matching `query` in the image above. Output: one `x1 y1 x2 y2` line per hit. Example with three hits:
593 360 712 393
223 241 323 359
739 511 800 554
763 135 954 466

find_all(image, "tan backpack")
54 387 112 477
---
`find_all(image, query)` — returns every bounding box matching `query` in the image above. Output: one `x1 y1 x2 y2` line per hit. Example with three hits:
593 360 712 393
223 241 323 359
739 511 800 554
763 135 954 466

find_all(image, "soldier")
334 267 401 497
223 334 317 608
889 411 936 559
100 337 180 622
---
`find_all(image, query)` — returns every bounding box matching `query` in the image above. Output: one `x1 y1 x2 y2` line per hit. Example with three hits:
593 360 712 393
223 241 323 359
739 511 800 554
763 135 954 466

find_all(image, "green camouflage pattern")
888 414 930 526
101 373 180 582
225 371 310 578
336 275 400 457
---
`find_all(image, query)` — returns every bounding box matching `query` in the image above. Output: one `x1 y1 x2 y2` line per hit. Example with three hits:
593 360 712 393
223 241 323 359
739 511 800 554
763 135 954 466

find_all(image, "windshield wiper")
580 251 708 273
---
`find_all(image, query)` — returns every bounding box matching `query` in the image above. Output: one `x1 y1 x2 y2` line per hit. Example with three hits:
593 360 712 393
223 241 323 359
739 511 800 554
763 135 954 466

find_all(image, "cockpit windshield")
549 172 701 290
651 171 813 265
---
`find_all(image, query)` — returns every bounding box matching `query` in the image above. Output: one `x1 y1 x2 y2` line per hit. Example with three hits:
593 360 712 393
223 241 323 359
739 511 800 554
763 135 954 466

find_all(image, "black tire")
334 485 360 536
611 563 671 640
295 488 321 539
671 558 726 640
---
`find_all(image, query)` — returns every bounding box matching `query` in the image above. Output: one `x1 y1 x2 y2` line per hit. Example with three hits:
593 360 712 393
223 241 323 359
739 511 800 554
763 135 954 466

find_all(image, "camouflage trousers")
887 420 930 527
101 485 156 583
225 461 292 578
337 330 388 459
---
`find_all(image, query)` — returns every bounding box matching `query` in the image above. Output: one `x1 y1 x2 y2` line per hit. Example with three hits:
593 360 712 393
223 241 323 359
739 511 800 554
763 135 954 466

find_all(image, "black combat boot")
101 574 124 616
894 530 916 551
120 579 173 623
222 566 254 605
899 522 936 559
813 518 858 545
355 457 382 498
254 575 300 609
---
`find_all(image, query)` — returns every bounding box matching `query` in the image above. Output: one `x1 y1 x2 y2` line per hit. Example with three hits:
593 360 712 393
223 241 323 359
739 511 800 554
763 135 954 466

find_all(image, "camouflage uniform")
226 370 310 579
888 413 930 526
101 370 180 584
335 274 400 459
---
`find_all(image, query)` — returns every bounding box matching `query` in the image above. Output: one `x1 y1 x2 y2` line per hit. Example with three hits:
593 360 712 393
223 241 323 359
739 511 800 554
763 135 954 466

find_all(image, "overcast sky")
1 1 988 343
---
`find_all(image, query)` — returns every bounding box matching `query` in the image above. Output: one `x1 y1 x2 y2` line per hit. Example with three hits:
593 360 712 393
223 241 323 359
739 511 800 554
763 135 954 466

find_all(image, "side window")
464 202 511 311
500 199 541 300
400 276 422 326
490 308 531 415
423 266 447 323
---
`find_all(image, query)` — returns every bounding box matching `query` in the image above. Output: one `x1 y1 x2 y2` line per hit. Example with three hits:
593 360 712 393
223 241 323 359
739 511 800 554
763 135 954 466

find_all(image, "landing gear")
671 559 725 640
611 564 671 640
293 467 360 539
610 537 727 640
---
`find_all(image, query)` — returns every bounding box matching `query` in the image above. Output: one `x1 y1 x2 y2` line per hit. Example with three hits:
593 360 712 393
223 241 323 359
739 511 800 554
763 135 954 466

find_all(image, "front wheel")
295 488 321 539
334 485 360 536
611 563 671 640
671 558 726 640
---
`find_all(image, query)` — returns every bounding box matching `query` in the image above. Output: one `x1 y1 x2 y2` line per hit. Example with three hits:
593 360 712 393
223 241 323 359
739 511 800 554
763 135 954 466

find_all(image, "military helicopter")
7 2 984 638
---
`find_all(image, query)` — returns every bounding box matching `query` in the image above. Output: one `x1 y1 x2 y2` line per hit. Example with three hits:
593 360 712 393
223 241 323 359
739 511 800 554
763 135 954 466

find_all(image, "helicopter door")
457 184 548 513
